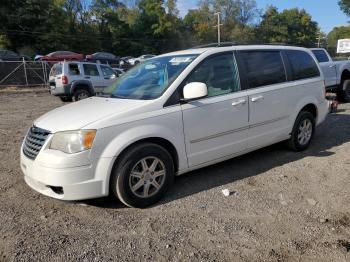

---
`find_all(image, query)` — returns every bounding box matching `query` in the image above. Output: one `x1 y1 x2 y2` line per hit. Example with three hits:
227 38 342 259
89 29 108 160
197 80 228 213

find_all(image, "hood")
34 97 147 133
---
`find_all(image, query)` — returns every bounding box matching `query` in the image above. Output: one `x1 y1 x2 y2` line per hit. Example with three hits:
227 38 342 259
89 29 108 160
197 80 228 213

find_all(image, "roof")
158 45 311 58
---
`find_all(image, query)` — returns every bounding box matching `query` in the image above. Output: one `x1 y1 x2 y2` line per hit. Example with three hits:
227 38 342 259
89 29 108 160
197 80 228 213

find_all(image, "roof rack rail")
191 42 236 49
190 42 295 49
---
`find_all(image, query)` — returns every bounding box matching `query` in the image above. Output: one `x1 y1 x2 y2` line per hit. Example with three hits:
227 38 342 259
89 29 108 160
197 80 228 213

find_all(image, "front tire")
337 79 350 102
287 111 315 151
110 143 175 208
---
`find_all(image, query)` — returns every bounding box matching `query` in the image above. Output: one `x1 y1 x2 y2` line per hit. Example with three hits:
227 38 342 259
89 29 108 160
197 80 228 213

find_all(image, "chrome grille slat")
25 141 41 151
23 143 39 155
23 126 50 160
26 135 44 146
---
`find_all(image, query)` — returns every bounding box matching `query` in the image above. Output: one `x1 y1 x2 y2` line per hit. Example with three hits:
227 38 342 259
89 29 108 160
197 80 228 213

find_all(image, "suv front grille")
23 126 50 160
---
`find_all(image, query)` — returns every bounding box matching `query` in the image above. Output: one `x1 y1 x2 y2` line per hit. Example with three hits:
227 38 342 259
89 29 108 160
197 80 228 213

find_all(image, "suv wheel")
111 142 174 208
337 79 350 102
73 89 90 101
287 111 315 151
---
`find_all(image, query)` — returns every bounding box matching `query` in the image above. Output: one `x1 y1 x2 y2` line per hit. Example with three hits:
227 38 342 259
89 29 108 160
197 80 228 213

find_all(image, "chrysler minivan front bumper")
20 149 109 200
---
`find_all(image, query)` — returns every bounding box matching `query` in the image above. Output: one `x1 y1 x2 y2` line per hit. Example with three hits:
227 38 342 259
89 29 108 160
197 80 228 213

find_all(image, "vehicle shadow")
85 111 350 209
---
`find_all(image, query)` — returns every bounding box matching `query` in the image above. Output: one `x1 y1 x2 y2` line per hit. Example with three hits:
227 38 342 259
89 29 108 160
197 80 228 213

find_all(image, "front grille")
23 126 50 160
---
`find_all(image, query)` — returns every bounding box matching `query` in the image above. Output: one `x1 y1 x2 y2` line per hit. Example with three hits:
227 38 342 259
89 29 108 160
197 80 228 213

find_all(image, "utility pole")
214 12 223 44
317 33 321 48
316 32 326 48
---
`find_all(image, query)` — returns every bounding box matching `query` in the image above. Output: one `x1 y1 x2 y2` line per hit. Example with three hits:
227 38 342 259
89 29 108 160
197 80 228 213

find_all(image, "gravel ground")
0 91 349 262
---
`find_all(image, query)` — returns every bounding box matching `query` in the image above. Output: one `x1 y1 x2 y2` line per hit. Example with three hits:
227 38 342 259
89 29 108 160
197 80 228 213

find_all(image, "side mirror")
183 82 208 100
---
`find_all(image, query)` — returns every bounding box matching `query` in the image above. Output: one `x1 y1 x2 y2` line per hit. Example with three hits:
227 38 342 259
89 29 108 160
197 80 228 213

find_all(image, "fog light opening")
49 186 64 195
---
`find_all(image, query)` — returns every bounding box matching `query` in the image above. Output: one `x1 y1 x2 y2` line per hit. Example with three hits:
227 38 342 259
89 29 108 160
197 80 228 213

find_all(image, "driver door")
181 52 249 167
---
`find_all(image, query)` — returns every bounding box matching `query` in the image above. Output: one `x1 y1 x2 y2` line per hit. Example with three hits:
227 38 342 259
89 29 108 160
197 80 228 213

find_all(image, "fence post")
42 61 46 85
23 58 28 86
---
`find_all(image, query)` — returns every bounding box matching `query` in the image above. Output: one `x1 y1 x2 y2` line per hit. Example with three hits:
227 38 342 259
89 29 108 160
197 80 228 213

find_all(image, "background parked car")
40 51 84 64
0 50 26 61
128 54 156 65
49 61 117 102
311 48 350 102
118 56 134 70
34 55 43 61
112 67 125 76
86 52 120 67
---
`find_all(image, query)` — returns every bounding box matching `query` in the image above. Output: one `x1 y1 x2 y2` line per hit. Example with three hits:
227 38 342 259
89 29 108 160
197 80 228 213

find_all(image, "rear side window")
68 63 80 75
238 51 286 89
285 50 320 81
83 64 100 76
311 50 329 63
50 64 62 76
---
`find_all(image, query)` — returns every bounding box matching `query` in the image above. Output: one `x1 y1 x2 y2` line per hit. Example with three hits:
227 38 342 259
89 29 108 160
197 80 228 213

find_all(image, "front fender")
101 124 185 160
95 123 188 195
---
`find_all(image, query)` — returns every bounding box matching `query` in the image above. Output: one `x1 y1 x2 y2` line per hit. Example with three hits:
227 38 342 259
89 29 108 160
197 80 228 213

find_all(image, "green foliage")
259 6 319 47
0 0 322 57
327 26 350 55
339 0 350 16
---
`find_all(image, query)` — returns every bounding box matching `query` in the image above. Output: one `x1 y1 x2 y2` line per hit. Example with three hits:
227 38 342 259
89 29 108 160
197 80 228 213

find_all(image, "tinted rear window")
312 50 329 63
50 64 62 76
285 50 320 81
239 51 286 88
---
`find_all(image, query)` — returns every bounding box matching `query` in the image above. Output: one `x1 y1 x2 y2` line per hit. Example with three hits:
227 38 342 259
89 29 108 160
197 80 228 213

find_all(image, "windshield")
103 54 198 100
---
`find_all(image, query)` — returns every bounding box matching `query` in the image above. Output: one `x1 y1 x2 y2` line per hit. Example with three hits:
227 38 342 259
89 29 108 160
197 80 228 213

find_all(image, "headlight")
50 130 96 154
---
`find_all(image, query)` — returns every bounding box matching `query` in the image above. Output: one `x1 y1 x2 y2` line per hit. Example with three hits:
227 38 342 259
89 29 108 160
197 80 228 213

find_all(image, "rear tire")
287 111 315 151
73 89 90 101
337 79 350 102
110 142 174 208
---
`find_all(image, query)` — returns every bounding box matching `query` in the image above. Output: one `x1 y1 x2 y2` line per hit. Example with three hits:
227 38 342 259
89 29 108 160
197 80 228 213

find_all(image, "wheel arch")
341 69 350 81
103 136 180 196
291 98 319 133
300 103 317 119
71 80 94 95
112 137 179 174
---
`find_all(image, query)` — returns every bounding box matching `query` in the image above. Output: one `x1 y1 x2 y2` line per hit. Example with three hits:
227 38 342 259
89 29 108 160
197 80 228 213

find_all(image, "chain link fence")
0 60 51 87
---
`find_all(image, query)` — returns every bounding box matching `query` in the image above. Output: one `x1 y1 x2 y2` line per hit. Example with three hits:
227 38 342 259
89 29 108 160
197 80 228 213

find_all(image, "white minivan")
21 45 329 208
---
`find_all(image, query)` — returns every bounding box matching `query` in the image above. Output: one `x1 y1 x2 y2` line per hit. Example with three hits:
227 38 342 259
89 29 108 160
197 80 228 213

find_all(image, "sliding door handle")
251 96 264 102
232 99 246 106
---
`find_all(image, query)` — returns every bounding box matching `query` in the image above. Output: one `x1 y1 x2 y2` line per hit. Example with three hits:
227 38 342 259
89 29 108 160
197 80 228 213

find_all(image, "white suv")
49 61 117 102
21 45 330 208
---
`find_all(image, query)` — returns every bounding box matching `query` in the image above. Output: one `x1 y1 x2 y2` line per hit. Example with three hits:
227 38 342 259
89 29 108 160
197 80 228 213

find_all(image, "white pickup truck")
311 48 350 102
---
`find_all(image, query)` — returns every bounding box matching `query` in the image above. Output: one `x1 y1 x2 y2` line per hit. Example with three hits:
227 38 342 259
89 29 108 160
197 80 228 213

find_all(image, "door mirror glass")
183 82 208 100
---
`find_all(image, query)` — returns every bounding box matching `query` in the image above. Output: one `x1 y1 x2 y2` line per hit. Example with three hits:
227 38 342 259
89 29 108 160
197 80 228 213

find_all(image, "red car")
40 51 84 64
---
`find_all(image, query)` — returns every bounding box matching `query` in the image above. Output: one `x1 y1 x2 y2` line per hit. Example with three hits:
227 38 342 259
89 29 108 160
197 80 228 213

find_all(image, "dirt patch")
0 85 48 93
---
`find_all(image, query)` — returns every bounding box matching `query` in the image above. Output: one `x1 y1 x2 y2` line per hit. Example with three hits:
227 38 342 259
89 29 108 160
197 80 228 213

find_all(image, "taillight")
62 75 68 85
323 80 326 98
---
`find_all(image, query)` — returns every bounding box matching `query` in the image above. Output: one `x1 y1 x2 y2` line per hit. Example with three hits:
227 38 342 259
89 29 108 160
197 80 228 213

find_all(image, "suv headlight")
50 130 96 154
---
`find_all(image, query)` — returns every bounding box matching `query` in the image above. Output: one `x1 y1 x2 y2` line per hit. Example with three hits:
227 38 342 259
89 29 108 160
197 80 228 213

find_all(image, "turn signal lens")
83 130 96 149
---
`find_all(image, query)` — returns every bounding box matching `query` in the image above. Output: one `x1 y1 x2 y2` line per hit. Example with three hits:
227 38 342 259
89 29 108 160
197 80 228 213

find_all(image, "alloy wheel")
129 157 166 198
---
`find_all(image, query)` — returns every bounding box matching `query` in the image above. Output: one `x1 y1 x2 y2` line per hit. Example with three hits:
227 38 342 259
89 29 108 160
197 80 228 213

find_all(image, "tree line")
0 0 346 57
